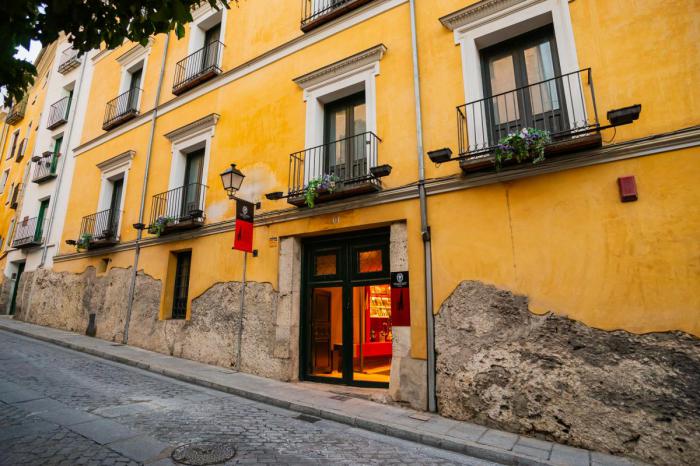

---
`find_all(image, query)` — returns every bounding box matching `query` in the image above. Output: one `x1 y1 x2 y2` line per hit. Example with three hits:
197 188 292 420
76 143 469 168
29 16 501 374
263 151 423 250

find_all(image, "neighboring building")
0 43 57 314
6 1 700 464
0 34 93 314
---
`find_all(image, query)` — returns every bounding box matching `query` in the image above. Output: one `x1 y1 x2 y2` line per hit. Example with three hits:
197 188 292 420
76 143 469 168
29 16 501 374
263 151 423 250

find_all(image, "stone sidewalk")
0 316 643 466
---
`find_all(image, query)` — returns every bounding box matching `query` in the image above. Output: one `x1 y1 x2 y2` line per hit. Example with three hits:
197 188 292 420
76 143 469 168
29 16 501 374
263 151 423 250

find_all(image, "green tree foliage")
0 0 234 104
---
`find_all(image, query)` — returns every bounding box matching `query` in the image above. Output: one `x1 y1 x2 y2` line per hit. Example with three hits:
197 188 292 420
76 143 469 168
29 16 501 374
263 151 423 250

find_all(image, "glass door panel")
310 287 343 379
107 178 123 236
182 150 204 218
352 285 392 384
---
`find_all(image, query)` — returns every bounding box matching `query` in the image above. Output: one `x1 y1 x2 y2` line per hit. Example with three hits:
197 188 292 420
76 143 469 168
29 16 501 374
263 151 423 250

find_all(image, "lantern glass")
220 163 245 197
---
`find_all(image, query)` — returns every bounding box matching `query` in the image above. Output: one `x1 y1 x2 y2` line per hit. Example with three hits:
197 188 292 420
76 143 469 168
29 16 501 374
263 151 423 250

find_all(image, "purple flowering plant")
304 173 340 208
494 127 551 171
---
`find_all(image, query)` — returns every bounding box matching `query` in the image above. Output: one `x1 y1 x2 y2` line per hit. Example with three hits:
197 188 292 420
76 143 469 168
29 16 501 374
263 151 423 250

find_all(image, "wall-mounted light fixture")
219 163 246 200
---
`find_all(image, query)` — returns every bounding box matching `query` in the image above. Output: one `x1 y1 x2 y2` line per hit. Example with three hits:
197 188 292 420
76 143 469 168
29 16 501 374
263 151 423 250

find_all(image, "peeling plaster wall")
435 281 700 466
14 266 293 381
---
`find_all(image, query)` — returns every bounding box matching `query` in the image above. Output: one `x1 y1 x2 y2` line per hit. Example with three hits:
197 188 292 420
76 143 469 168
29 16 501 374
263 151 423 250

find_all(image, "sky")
15 40 43 63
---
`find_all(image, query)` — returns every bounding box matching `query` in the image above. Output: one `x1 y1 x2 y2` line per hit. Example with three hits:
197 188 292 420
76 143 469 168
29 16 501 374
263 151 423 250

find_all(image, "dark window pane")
172 251 192 319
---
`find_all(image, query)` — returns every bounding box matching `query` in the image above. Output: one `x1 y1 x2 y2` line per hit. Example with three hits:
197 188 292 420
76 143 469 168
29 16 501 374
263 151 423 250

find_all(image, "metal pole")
409 0 437 413
235 251 247 371
123 33 170 344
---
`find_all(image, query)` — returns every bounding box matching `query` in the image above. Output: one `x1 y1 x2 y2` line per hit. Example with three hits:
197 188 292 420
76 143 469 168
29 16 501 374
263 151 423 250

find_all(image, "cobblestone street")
0 331 496 465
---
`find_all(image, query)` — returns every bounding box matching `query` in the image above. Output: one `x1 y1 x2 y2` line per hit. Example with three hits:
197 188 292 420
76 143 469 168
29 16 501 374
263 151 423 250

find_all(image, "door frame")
8 262 25 315
300 227 390 388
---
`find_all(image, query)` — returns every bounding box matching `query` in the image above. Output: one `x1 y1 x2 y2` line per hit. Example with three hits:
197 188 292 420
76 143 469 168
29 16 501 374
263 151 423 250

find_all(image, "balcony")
32 151 59 183
57 48 81 74
47 96 71 130
5 99 27 125
301 0 374 32
456 69 602 173
148 183 207 235
12 216 44 249
172 41 223 95
78 209 121 249
287 131 383 207
102 88 141 131
9 183 22 209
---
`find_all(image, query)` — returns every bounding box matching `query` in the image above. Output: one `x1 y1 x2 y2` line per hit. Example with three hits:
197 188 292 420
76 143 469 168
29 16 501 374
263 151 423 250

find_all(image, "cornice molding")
116 38 154 66
164 113 220 142
440 0 529 31
293 44 387 89
54 126 700 264
96 150 135 171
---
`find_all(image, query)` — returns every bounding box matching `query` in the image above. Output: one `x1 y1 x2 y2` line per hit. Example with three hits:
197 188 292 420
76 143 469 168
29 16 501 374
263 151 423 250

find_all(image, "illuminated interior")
310 285 392 383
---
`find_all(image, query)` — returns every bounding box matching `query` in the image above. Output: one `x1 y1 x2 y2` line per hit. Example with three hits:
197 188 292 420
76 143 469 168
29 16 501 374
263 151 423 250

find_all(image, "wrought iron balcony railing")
58 48 81 74
79 208 121 248
457 69 600 166
288 131 381 205
148 183 207 234
103 88 141 131
32 151 59 183
12 216 44 249
301 0 373 31
5 99 27 125
47 96 71 129
173 41 224 95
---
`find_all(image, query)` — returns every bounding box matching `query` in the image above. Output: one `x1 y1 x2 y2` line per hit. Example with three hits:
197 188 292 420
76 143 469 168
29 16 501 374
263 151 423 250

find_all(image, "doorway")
8 262 25 315
301 228 392 388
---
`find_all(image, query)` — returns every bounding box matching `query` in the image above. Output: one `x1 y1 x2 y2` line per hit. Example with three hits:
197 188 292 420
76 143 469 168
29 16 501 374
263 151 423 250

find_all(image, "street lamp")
219 163 246 200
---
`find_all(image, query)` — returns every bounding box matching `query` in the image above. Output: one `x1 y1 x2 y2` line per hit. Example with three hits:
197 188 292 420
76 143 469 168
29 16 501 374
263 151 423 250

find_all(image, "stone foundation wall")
435 281 700 465
14 267 294 381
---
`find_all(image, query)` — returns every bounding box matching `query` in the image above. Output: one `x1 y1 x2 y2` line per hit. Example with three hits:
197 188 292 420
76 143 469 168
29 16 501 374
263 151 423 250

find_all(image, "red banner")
233 199 254 253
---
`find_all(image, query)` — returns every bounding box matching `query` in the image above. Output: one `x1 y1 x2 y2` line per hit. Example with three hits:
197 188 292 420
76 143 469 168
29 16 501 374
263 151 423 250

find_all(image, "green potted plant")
148 216 175 237
76 233 93 252
494 127 551 171
304 174 340 208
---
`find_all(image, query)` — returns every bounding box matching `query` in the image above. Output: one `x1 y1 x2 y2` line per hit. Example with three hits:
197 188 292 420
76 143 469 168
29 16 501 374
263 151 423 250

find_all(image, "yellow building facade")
0 43 56 313
6 1 699 463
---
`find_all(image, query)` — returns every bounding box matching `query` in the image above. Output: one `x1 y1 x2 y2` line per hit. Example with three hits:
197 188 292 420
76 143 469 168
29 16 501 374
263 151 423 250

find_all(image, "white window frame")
164 114 220 216
188 1 227 58
0 170 9 194
115 40 152 110
7 130 19 160
96 150 135 240
293 44 385 184
444 0 584 150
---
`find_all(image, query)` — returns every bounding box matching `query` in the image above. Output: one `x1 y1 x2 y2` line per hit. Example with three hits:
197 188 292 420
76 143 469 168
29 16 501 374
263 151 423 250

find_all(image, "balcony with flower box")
147 183 207 236
75 209 121 250
285 131 387 207
456 69 603 173
32 151 59 183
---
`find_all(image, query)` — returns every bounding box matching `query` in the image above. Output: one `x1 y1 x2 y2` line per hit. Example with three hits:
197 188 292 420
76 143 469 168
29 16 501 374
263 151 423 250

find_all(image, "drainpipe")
408 0 437 413
39 49 89 267
123 33 170 344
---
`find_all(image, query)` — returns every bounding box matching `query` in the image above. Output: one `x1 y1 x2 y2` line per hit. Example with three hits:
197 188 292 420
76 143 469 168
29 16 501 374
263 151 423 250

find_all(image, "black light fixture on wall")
219 163 246 200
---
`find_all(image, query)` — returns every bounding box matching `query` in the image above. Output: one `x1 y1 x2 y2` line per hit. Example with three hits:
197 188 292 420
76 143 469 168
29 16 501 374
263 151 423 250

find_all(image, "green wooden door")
50 137 62 174
35 199 50 242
